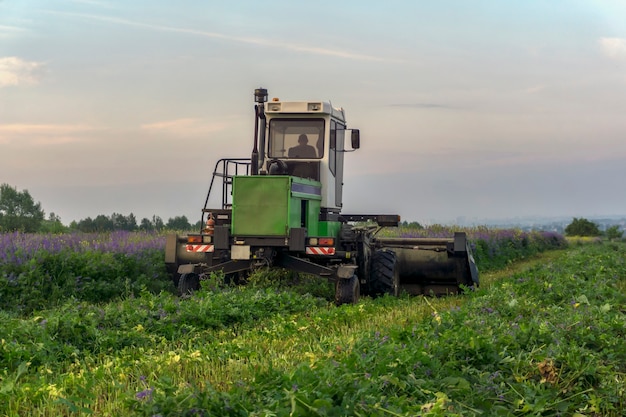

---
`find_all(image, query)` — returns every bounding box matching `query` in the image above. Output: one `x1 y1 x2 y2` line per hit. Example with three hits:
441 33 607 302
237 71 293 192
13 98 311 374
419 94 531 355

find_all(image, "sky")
1 0 626 225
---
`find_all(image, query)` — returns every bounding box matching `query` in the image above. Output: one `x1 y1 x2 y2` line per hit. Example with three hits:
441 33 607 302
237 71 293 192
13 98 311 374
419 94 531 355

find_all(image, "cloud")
389 103 460 110
523 85 545 94
599 37 626 60
0 57 44 87
0 123 93 134
0 24 26 35
0 124 96 145
140 118 228 135
69 0 112 6
42 10 388 62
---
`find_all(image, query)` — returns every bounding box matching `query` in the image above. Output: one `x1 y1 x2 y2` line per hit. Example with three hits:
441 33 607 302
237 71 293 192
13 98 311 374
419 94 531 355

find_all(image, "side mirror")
351 129 360 150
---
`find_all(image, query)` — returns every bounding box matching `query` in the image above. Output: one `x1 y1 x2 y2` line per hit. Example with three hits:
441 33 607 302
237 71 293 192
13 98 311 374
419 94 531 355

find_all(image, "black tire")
335 275 360 305
165 263 180 288
369 249 400 297
178 273 200 296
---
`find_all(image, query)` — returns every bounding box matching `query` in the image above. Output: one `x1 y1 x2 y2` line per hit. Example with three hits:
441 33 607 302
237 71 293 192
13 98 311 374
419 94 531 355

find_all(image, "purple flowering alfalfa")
135 387 154 400
0 231 165 265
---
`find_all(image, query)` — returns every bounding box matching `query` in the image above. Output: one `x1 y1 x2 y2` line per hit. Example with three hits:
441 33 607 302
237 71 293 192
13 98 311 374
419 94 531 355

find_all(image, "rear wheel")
178 273 200 296
166 263 181 288
335 275 360 305
369 249 400 297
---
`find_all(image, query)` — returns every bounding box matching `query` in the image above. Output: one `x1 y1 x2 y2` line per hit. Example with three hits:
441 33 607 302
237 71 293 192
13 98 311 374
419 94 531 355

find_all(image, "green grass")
1 243 625 416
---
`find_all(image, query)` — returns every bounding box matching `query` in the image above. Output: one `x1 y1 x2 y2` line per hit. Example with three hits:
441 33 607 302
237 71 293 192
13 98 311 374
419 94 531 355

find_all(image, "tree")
152 215 164 231
166 215 192 230
74 217 95 232
127 213 138 231
73 212 142 232
605 225 623 241
400 220 423 229
111 212 138 231
139 217 154 231
0 184 45 232
564 217 601 237
93 214 114 232
39 212 67 233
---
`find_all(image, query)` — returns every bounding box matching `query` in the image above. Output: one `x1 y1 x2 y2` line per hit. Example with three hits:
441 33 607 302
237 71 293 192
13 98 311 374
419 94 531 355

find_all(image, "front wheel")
335 275 360 306
178 273 200 296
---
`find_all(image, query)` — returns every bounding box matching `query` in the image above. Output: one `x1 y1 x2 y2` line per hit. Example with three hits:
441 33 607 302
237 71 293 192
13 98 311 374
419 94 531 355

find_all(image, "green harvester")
165 88 478 304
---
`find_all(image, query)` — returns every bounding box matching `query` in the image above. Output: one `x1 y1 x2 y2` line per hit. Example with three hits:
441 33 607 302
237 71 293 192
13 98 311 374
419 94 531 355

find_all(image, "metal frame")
201 158 251 226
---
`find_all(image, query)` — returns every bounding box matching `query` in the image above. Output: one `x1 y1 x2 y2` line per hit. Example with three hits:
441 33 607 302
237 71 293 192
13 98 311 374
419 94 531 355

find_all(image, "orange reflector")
318 238 334 246
187 235 202 243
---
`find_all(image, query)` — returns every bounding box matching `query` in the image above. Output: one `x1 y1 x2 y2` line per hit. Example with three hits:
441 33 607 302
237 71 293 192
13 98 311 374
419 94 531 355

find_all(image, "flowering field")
0 231 171 314
1 228 624 416
0 227 566 314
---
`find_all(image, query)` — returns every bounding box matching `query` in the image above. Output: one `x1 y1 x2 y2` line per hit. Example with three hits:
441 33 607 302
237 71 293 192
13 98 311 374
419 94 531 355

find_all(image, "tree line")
68 213 200 233
0 183 200 233
1 183 624 239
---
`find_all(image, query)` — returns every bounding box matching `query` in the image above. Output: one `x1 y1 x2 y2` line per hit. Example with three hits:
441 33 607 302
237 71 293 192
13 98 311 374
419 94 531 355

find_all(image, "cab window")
268 119 325 159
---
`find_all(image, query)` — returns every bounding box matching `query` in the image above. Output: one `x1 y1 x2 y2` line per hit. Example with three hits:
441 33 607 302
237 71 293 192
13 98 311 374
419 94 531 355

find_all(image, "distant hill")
428 215 626 233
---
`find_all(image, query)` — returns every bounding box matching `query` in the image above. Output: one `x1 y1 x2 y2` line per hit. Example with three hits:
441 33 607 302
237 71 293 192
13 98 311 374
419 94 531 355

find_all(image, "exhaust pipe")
251 88 268 175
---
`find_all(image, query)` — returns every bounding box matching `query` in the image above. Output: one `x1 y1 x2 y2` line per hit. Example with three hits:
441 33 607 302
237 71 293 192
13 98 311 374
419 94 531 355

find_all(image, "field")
0 229 624 416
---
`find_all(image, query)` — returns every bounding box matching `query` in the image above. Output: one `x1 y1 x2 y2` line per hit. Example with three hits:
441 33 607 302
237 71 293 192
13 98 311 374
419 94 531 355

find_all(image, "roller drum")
374 235 478 295
165 234 215 272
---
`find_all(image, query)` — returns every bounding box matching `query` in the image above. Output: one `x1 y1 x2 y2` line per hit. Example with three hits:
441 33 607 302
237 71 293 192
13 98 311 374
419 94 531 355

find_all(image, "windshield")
268 119 325 159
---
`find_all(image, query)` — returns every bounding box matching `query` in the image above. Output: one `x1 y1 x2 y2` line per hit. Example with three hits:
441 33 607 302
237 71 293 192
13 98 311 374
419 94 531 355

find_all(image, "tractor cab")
254 91 360 212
